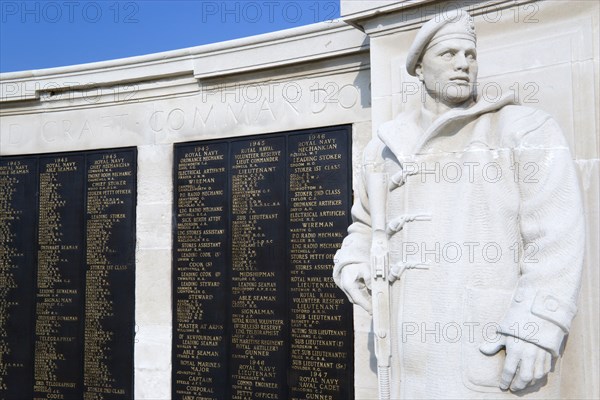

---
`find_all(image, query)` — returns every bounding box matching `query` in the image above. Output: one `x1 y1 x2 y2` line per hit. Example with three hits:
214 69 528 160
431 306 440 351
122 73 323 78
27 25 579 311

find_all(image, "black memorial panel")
229 138 287 400
172 126 353 400
34 155 86 399
84 151 136 399
0 158 38 399
173 143 229 398
287 131 353 399
0 148 136 400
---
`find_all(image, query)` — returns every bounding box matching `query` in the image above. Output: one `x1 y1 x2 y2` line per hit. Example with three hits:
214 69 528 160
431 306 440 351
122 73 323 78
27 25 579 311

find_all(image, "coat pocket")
461 286 512 392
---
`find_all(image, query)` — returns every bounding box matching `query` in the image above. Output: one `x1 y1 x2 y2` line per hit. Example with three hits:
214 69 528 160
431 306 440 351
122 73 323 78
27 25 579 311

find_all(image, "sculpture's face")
416 38 478 105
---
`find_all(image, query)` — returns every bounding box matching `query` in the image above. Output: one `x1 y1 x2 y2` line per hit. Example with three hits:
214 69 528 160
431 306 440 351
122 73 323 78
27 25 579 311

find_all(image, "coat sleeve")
332 139 383 289
498 111 585 357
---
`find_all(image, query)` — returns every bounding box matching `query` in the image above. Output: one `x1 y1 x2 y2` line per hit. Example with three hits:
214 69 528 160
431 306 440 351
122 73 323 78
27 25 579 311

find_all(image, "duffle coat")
333 94 584 398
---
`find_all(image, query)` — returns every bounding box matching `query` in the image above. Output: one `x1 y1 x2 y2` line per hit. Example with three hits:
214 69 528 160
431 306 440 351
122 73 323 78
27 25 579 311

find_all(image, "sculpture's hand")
338 263 372 314
480 335 552 391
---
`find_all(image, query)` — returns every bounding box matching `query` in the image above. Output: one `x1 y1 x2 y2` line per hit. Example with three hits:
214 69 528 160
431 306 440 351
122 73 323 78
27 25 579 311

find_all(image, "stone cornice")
342 0 540 36
0 21 368 104
192 23 368 80
341 0 437 21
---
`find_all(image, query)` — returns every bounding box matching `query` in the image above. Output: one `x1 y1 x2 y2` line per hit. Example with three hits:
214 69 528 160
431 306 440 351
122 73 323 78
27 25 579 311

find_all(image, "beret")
406 11 476 76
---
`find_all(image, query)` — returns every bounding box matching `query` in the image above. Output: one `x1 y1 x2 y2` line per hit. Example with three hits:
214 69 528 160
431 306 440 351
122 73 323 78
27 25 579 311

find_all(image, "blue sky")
0 0 341 73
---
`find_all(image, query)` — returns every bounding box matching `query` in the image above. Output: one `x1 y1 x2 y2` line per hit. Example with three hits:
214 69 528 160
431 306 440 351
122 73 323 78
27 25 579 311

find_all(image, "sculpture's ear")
415 62 424 82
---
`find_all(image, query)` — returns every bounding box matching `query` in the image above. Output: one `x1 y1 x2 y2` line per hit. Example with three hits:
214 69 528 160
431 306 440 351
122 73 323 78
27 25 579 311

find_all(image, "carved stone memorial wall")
0 148 136 399
172 125 354 400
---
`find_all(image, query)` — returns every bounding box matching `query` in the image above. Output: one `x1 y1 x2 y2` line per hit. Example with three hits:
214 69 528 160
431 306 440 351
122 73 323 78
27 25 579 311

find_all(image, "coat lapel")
378 93 515 160
377 109 422 160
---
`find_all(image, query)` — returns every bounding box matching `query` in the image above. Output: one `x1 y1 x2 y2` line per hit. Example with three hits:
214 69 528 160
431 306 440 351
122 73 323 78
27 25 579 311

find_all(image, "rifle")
365 165 392 400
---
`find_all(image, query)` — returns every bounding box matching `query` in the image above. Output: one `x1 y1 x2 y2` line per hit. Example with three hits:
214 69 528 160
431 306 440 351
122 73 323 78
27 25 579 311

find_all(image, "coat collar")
378 93 515 158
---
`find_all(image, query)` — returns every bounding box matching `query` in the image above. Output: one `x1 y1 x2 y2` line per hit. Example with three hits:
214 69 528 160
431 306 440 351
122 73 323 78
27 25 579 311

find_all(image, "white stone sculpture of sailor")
333 11 584 399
